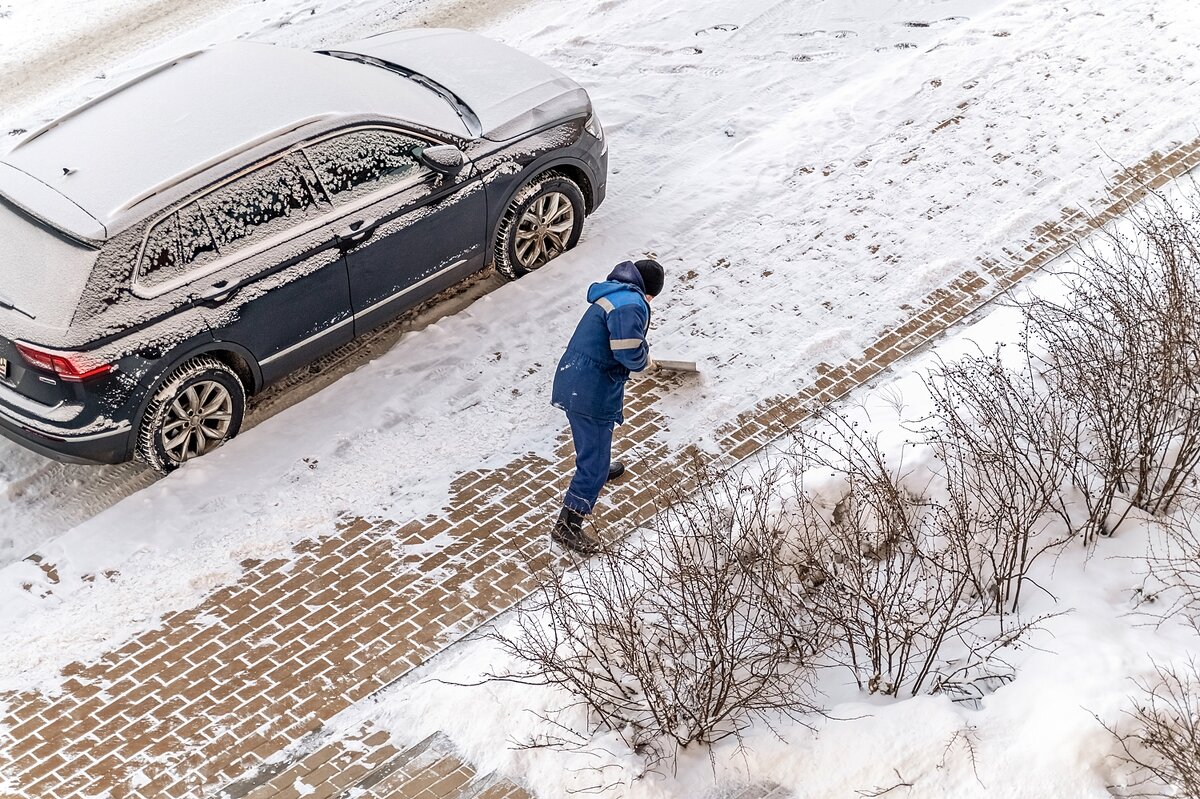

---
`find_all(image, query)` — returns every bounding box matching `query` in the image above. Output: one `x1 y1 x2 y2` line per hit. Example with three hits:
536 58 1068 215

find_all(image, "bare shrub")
923 351 1074 615
1142 502 1200 629
787 413 1030 698
1021 195 1200 538
487 458 825 769
1105 659 1200 798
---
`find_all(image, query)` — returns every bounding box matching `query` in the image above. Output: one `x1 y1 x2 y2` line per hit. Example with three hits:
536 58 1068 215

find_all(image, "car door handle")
200 279 236 304
336 219 378 246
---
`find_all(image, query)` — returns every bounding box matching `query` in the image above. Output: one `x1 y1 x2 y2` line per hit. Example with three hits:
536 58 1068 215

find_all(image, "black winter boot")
607 460 626 482
551 507 604 555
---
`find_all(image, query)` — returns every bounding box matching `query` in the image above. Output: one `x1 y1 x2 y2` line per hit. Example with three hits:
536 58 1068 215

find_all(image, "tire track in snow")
0 0 248 129
0 0 532 566
0 269 506 567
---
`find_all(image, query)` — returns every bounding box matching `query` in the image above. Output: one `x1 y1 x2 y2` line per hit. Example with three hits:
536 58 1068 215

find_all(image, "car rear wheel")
137 356 246 472
494 172 586 279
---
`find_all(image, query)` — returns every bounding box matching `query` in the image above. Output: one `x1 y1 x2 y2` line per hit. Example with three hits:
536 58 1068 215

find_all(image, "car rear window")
0 196 97 330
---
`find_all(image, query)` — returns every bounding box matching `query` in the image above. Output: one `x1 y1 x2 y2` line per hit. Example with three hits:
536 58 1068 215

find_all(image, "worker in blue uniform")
550 259 665 553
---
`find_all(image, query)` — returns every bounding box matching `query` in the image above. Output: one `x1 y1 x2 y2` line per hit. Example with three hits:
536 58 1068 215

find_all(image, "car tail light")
14 342 115 382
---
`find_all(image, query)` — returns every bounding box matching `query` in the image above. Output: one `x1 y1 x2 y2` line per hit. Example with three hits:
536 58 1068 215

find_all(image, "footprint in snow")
793 52 836 63
788 29 858 39
904 16 968 28
695 23 738 36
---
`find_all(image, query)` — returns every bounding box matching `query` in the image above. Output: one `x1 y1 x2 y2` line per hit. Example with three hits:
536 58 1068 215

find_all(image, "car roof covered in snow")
0 41 471 240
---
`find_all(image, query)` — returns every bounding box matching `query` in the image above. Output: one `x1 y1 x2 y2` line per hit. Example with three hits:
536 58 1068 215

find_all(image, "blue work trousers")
563 411 616 515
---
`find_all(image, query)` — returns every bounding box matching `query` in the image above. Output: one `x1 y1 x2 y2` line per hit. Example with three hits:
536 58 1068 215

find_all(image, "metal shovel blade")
655 358 699 373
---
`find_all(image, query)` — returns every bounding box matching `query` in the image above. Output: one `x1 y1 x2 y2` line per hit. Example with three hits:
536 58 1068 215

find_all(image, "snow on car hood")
327 28 591 141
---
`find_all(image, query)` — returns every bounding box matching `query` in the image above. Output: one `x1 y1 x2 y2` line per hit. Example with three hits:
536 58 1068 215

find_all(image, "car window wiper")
0 291 36 320
319 51 483 139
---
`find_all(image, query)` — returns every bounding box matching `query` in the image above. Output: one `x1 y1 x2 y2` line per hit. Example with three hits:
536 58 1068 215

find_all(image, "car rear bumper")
0 408 132 465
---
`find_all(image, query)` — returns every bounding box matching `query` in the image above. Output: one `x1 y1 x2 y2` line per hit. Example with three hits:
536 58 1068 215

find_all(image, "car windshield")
0 196 98 330
318 51 483 138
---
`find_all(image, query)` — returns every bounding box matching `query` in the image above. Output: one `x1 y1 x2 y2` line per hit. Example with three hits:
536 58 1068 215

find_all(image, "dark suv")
0 29 607 470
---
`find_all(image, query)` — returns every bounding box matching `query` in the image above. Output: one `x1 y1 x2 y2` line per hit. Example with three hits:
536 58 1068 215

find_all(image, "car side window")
202 153 324 252
137 202 224 288
178 202 220 268
304 129 429 205
140 214 181 286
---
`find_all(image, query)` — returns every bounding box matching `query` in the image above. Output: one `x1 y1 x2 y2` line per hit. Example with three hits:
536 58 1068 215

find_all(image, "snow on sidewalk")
346 179 1200 799
148 144 1200 799
353 269 1200 799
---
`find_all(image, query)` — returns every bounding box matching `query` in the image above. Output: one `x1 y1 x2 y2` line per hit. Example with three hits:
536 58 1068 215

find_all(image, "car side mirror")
415 144 466 173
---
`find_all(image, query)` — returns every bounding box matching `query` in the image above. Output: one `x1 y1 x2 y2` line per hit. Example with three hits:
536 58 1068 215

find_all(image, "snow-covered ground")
328 231 1200 798
324 182 1200 796
0 0 245 117
1 0 1199 793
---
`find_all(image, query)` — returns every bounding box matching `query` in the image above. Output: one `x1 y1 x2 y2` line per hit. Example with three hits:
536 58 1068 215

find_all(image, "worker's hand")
641 358 661 374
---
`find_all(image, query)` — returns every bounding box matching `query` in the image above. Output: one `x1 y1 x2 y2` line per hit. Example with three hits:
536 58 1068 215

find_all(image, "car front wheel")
494 171 586 279
137 356 246 472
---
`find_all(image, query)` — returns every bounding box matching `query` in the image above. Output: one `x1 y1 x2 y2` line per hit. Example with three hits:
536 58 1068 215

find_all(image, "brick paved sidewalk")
1 139 1198 799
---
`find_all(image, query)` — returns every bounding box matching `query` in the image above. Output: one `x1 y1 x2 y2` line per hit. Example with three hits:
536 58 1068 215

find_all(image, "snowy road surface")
0 0 528 561
0 0 246 119
1 0 1199 783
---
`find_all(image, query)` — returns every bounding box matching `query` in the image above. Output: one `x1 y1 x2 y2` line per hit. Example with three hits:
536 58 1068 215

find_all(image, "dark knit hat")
634 259 665 297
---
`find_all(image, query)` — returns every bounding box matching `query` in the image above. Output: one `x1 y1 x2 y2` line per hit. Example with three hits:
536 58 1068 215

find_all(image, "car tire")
493 171 586 279
136 356 246 473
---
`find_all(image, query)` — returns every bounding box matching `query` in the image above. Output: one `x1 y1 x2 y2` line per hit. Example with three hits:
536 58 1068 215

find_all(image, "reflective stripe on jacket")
551 261 651 423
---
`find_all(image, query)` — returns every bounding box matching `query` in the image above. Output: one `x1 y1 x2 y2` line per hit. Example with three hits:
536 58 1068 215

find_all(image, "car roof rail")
115 114 336 215
12 49 209 151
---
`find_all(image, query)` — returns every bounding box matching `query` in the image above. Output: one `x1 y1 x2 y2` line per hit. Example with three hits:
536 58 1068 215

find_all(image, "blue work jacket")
551 261 651 423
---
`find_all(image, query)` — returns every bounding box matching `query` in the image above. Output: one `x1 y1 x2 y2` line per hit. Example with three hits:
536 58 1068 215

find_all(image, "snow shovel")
653 357 700 373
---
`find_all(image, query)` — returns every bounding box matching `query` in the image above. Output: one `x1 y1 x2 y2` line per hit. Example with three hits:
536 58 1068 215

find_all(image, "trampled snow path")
0 0 245 117
0 0 1198 716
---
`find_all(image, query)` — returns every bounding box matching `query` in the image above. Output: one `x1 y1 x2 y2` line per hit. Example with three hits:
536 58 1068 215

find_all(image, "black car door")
301 127 487 334
136 152 354 385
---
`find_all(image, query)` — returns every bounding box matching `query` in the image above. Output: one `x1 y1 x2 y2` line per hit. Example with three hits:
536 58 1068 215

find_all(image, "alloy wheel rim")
515 192 575 270
161 380 234 464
